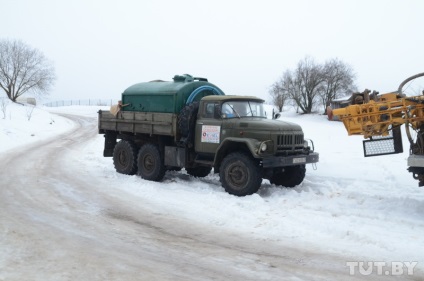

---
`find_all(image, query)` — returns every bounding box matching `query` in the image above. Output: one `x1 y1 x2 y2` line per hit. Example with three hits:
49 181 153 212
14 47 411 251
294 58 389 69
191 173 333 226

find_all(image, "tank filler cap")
173 74 208 83
173 74 194 83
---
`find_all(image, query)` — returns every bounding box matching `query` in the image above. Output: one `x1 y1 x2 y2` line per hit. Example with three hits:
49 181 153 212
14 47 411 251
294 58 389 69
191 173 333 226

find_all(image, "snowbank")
0 102 72 152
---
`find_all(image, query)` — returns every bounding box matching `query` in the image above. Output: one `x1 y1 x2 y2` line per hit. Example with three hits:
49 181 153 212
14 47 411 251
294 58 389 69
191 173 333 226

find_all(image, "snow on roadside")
2 104 424 271
0 103 74 152
72 106 424 267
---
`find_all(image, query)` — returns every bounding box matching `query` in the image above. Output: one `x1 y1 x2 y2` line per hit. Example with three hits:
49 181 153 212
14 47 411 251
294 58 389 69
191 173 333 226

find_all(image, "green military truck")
98 74 319 196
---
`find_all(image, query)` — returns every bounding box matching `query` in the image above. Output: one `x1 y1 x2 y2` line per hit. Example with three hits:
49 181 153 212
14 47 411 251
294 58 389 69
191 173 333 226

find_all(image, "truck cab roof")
201 95 265 103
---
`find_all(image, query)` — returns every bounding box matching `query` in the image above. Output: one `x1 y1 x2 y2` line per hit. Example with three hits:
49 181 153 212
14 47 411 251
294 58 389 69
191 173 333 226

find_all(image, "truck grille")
277 133 304 151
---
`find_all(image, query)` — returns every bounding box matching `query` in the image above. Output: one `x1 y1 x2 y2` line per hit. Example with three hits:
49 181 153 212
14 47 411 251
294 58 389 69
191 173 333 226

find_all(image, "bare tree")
271 56 357 114
269 79 289 112
318 58 356 113
273 57 324 114
0 39 55 102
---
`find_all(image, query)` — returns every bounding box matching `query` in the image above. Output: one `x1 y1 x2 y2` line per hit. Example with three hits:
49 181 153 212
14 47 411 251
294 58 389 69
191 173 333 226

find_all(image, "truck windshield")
221 101 266 119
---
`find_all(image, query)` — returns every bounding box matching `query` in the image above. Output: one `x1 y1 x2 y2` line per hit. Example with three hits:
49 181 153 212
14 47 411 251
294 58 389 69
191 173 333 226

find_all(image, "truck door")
195 101 222 154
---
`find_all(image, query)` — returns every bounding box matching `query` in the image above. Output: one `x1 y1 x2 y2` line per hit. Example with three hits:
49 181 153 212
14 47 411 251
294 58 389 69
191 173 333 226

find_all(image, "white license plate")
293 157 306 164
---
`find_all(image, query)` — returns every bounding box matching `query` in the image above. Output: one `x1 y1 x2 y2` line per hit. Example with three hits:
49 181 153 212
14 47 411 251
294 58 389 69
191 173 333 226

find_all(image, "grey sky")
1 0 423 102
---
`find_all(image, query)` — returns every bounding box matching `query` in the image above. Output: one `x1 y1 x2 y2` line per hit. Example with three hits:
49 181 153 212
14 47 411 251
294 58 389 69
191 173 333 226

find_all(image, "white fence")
43 99 118 107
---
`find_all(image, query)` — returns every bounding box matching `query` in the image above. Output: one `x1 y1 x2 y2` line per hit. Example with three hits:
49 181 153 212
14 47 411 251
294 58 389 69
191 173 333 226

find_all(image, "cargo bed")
98 110 177 136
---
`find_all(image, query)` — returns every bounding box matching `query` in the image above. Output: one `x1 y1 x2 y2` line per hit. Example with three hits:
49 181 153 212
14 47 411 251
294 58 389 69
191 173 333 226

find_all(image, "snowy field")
1 101 423 276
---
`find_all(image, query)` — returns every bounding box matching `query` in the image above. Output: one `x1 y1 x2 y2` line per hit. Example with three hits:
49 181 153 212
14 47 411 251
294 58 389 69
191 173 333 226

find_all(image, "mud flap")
103 132 117 157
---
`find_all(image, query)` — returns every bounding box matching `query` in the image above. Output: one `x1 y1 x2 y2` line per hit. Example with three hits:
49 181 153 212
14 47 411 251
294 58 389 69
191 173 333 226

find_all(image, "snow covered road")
1 106 423 280
0 114 353 280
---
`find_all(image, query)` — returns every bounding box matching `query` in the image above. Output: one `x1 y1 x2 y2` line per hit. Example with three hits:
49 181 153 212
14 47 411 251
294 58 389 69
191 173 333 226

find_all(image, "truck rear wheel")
138 144 166 181
186 166 212 178
113 140 138 175
270 165 306 187
220 152 262 196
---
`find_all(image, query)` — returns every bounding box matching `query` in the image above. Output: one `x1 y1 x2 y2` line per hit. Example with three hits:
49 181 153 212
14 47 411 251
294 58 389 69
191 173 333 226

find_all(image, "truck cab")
192 96 318 184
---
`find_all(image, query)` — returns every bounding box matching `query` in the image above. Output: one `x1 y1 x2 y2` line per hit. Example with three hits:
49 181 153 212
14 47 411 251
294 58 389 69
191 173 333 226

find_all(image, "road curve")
0 114 389 281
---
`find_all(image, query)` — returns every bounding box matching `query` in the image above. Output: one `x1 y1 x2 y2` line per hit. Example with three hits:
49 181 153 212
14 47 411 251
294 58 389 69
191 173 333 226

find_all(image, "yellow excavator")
332 72 424 186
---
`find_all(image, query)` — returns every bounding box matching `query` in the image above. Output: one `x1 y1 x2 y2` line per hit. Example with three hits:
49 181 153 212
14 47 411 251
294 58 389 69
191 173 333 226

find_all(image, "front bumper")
262 152 319 168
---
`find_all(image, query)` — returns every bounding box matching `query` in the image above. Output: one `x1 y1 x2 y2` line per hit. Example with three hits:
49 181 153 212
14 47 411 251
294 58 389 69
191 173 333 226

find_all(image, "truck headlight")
304 140 309 148
260 142 267 152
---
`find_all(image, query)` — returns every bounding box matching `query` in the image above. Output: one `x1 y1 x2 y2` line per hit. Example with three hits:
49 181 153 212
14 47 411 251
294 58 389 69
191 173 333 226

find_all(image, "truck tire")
270 165 306 187
186 166 212 178
178 102 199 146
113 140 138 175
138 143 166 181
220 152 262 196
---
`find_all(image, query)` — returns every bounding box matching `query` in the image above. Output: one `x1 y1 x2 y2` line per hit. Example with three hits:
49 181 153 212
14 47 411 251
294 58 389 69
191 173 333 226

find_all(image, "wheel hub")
143 155 154 171
228 164 247 189
119 151 128 165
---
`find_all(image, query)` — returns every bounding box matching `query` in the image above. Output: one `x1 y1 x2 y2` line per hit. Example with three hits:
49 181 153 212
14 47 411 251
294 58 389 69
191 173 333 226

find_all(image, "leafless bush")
26 105 35 121
1 97 8 119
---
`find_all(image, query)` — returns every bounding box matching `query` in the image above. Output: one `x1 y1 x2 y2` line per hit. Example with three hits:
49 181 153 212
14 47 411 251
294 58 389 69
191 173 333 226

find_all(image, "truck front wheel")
113 140 138 175
138 144 166 181
220 152 262 196
270 165 306 187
